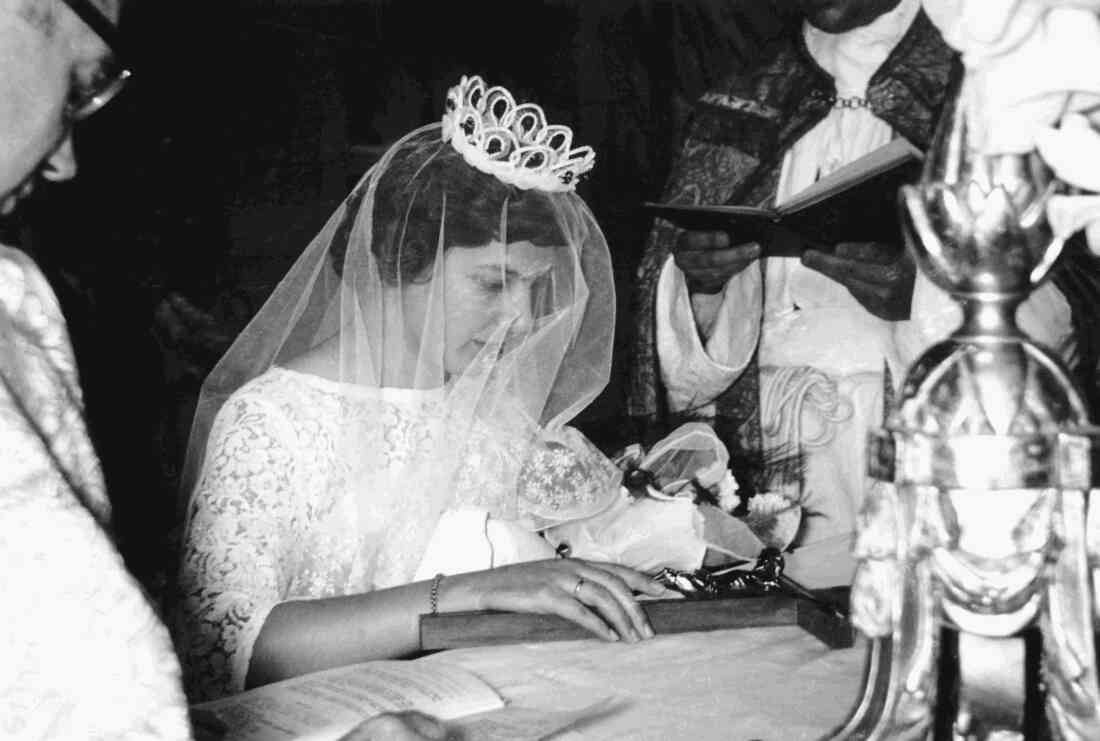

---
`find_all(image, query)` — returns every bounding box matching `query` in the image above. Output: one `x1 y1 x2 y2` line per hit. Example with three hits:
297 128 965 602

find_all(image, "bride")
174 76 668 701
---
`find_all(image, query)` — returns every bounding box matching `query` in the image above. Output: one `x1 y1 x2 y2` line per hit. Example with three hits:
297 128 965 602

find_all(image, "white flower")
1038 113 1100 254
686 460 737 512
714 471 740 513
747 492 794 518
744 492 802 551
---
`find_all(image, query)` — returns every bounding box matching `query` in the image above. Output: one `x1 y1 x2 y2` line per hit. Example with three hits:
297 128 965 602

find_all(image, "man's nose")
41 136 78 182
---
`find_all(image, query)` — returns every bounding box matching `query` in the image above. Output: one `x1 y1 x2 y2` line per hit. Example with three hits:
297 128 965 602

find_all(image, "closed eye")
475 277 506 294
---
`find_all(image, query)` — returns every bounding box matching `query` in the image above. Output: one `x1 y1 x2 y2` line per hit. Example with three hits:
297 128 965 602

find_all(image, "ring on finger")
573 576 586 598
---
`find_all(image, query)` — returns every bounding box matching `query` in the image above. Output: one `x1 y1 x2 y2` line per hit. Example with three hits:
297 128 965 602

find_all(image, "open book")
645 137 923 256
191 659 612 741
191 660 502 741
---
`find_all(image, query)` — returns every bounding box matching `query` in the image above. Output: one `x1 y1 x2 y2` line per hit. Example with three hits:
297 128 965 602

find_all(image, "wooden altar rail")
421 590 853 652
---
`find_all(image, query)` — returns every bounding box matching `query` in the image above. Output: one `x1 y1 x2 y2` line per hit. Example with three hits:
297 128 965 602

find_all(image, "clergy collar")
803 0 923 98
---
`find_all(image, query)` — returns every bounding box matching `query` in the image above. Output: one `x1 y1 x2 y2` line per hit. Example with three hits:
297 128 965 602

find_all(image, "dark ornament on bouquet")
622 462 730 510
622 465 655 499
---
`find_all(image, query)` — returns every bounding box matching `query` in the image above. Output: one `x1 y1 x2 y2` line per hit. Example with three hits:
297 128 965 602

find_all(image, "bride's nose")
501 284 535 338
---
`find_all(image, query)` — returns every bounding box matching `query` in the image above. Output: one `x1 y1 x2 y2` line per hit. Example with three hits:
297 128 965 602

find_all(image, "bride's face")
403 239 561 378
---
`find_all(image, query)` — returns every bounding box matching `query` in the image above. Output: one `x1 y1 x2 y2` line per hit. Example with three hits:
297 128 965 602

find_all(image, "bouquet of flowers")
543 423 802 574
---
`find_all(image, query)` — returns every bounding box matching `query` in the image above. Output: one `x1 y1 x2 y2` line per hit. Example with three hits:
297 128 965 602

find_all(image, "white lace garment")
176 366 616 701
0 246 191 740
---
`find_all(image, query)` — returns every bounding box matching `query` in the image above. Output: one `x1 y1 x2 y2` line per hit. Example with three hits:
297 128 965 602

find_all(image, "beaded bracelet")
430 573 445 615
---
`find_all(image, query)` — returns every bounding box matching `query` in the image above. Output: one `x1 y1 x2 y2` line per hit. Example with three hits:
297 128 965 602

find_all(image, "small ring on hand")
573 577 586 598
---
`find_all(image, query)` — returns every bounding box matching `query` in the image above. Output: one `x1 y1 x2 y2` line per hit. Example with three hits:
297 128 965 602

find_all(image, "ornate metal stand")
826 77 1100 740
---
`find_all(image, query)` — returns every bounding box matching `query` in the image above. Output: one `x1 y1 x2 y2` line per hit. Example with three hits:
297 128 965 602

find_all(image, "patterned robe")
0 245 190 740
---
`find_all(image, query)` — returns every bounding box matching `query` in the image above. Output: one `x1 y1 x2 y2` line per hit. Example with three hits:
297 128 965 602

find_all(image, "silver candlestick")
826 75 1100 740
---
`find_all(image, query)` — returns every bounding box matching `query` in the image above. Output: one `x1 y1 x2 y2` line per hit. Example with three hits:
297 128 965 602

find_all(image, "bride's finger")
577 568 653 639
569 573 645 642
537 585 620 642
599 563 670 598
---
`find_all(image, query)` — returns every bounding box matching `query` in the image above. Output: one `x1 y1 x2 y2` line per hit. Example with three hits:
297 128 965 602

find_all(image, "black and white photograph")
4 1 1100 739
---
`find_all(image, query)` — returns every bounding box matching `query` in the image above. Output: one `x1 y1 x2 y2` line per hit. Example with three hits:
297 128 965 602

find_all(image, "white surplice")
0 246 191 741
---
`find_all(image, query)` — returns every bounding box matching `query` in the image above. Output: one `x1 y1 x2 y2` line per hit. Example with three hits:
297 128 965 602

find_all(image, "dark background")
11 0 795 599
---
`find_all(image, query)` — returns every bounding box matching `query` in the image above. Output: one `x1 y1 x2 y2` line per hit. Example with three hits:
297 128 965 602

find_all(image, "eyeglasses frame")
58 0 132 121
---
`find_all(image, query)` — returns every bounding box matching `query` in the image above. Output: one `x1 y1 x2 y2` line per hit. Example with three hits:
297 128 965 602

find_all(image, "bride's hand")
440 559 667 643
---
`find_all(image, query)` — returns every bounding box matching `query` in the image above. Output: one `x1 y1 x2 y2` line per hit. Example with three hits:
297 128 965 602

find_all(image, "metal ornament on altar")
826 75 1100 740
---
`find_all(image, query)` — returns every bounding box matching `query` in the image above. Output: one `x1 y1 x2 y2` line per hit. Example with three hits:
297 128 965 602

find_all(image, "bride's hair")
329 131 566 284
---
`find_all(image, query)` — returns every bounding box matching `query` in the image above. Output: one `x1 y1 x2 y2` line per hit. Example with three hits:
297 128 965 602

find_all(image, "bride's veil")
179 79 619 586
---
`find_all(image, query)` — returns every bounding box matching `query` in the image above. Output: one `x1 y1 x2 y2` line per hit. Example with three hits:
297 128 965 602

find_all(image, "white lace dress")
0 246 191 741
176 367 615 701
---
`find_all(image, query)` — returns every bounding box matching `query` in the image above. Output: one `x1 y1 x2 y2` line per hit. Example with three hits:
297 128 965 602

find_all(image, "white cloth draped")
922 0 1100 154
920 1 1100 251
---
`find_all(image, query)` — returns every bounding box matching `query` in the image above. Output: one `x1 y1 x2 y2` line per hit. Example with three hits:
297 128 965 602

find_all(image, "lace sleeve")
175 390 301 702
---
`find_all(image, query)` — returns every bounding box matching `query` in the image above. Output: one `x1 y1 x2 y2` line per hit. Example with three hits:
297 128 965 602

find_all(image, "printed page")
643 202 775 220
778 137 922 215
452 698 625 741
192 660 504 741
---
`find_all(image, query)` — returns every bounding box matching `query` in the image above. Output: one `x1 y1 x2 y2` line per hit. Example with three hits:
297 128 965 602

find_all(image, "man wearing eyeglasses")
0 0 199 736
0 0 128 215
0 3 453 740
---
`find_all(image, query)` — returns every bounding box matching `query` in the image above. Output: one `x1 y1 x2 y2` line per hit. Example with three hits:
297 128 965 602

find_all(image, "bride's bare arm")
246 578 438 687
247 558 666 688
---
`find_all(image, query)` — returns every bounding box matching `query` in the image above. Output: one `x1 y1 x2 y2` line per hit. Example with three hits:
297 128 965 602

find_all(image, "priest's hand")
339 712 461 740
672 230 761 294
443 559 668 644
802 241 915 321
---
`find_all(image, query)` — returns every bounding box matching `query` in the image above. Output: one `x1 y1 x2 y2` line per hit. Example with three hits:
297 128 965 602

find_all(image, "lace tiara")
441 75 595 193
